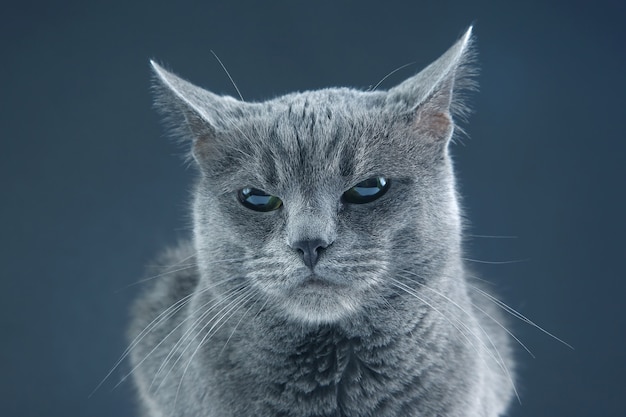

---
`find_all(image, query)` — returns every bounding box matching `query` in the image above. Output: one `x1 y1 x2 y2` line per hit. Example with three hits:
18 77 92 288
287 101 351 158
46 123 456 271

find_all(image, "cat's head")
152 28 475 325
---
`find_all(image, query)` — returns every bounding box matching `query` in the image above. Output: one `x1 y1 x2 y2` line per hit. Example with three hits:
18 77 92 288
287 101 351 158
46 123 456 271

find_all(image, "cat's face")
191 91 460 324
152 28 472 325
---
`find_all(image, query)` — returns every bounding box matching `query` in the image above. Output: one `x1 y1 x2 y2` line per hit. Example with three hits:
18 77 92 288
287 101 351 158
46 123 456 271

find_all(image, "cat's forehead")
235 89 391 190
275 88 379 114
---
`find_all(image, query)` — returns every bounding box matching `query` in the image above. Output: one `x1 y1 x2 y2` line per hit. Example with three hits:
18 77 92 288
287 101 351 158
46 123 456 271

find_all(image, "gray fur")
129 27 515 416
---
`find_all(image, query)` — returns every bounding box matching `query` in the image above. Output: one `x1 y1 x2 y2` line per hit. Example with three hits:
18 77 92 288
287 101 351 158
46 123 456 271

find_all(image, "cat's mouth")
297 270 351 291
280 272 359 324
300 274 344 290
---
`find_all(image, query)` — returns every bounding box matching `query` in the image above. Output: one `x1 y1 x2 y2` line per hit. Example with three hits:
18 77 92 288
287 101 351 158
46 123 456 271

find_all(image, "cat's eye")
342 176 390 204
237 187 283 212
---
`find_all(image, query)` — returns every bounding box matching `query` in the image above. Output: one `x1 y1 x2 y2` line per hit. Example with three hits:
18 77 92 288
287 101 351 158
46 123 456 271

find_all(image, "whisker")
94 275 241 395
463 257 529 265
152 287 251 393
472 300 535 358
368 62 415 91
253 296 270 319
466 234 518 239
173 289 257 411
469 283 573 350
146 251 197 269
103 295 192 394
118 264 198 290
92 290 195 396
192 289 257 356
398 270 534 358
117 257 251 291
148 287 245 391
210 50 244 101
218 294 261 358
378 292 404 324
390 275 520 403
389 278 490 362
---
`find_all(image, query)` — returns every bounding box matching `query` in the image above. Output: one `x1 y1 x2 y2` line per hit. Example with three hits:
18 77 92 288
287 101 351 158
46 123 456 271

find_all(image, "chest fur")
243 327 410 417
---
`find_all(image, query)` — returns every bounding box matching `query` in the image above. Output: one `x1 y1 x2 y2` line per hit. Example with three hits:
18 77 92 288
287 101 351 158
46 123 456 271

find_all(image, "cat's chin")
281 299 358 325
279 276 362 324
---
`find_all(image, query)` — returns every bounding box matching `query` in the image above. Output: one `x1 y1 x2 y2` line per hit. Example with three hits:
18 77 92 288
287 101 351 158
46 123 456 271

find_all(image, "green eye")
342 176 390 204
237 187 283 212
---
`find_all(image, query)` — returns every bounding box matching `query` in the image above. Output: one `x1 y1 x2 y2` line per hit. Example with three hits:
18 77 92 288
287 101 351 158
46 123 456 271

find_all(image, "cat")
128 26 515 417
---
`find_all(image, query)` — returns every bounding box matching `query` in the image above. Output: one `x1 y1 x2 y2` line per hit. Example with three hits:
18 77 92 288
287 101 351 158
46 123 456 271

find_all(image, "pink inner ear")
413 109 453 142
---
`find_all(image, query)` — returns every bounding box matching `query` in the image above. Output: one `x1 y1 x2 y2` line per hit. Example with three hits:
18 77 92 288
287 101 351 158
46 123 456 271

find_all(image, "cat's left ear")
387 26 476 144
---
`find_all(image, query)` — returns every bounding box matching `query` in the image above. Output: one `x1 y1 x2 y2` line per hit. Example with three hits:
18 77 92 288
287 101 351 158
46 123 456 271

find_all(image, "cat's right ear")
150 60 243 165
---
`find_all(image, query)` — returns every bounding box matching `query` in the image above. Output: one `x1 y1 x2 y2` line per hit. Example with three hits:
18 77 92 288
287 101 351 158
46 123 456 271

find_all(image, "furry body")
129 28 515 416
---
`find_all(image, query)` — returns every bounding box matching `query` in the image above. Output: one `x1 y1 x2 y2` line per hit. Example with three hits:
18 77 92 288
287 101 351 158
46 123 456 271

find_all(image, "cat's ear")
387 26 476 144
150 60 246 163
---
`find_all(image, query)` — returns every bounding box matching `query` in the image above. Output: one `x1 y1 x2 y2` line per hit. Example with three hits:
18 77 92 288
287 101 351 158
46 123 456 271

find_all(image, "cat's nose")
291 238 329 269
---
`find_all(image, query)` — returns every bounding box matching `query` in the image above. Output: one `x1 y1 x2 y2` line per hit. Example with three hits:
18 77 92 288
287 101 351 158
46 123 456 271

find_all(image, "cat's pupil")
237 188 283 212
342 176 390 204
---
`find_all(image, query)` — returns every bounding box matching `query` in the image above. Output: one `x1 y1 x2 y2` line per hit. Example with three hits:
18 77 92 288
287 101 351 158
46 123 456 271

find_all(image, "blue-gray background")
2 1 624 416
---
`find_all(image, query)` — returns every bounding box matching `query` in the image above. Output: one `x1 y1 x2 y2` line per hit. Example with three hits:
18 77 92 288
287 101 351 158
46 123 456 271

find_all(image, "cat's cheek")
205 199 287 248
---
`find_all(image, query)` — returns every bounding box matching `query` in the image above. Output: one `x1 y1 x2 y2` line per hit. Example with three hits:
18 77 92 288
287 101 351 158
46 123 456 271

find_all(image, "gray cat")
128 27 515 416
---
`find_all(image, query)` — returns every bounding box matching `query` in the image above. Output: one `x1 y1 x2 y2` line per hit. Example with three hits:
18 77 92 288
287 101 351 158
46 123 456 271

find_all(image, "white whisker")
146 252 197 269
120 265 198 289
463 257 529 265
466 234 518 239
218 295 261 358
92 288 196 396
389 278 489 361
398 269 534 358
173 289 257 411
390 275 520 403
112 276 244 390
210 50 244 101
469 283 573 349
117 257 249 292
369 62 415 91
150 286 249 393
